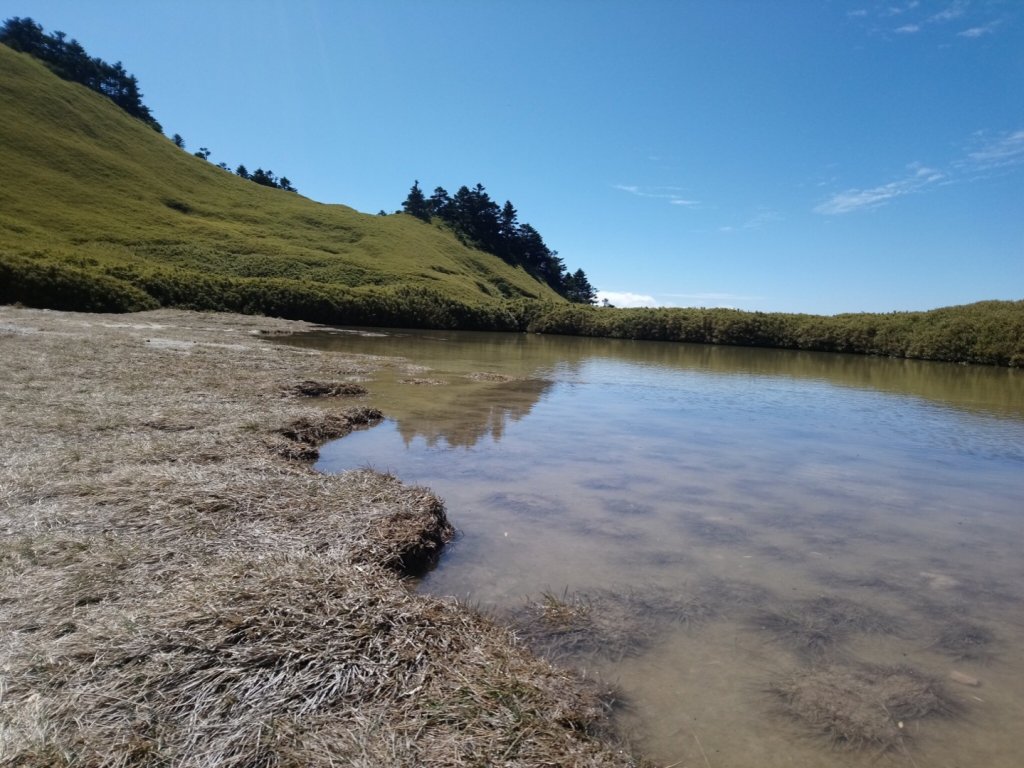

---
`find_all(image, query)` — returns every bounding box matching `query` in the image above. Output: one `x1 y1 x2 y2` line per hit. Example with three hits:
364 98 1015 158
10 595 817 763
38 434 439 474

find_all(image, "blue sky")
9 1 1023 314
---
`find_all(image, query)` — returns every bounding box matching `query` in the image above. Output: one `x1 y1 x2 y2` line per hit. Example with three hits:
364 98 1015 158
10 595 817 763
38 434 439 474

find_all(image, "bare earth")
0 307 637 767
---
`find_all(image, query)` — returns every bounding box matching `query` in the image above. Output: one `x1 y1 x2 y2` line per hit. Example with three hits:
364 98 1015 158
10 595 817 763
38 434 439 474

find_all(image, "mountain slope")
0 44 562 321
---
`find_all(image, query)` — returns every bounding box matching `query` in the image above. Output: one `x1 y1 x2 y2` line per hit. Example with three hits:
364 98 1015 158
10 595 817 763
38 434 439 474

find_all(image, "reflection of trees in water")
395 378 555 449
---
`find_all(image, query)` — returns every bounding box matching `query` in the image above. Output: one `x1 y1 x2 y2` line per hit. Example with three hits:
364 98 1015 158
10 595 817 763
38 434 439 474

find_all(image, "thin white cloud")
930 2 967 23
884 1 920 16
743 209 782 229
718 208 781 232
614 184 700 208
814 165 945 215
964 129 1024 170
959 21 998 37
596 291 659 308
851 0 1002 41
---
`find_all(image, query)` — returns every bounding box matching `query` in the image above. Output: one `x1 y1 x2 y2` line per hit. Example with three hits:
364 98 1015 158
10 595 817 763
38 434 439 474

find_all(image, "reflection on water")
279 328 1024 767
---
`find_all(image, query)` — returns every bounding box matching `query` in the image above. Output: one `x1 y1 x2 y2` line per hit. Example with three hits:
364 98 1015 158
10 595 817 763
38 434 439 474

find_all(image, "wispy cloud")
963 129 1024 170
719 208 782 232
816 127 1024 215
884 1 920 16
614 184 700 208
850 0 1004 40
930 2 967 23
958 21 999 37
814 165 945 215
595 290 659 308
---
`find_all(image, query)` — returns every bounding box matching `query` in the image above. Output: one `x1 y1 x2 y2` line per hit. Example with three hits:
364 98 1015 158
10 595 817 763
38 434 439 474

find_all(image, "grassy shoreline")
0 307 638 766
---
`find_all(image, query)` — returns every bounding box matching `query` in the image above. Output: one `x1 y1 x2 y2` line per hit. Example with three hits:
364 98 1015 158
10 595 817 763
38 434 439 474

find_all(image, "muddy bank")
0 307 638 767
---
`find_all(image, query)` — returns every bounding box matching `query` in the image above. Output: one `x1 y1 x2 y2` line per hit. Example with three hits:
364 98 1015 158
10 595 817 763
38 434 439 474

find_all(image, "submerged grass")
513 583 724 663
769 662 960 753
753 595 900 661
0 306 637 767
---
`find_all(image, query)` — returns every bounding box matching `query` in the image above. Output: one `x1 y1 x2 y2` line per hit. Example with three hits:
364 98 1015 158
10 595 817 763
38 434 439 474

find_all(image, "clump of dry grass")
932 620 996 662
753 595 899 661
283 379 368 397
513 585 714 662
769 662 960 753
277 406 383 444
464 371 520 383
0 307 637 767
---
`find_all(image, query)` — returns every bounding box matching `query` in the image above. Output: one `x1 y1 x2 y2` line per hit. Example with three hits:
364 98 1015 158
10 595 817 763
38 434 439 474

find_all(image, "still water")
282 328 1024 767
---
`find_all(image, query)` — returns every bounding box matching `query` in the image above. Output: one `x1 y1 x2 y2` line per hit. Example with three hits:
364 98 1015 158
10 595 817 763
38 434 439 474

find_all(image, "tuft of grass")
282 379 368 398
753 595 899 661
513 585 715 662
932 620 996 662
769 663 960 753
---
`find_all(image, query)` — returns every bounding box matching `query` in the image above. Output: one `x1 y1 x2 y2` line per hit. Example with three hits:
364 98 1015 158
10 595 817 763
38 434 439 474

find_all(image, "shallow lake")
281 328 1024 767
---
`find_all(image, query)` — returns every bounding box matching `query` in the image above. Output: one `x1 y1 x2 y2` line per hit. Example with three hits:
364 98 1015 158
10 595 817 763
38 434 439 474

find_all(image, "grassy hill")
0 43 562 326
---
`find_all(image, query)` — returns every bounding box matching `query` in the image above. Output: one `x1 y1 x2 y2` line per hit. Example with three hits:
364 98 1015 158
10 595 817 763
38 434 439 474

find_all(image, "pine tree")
429 187 451 220
402 180 431 222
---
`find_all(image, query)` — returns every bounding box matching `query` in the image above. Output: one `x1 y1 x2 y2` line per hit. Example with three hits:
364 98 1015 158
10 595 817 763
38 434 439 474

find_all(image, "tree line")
401 181 596 304
172 135 298 193
1 16 160 131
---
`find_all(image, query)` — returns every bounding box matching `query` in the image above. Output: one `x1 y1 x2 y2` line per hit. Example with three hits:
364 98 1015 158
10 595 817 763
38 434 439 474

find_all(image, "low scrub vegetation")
524 301 1024 367
3 249 1021 365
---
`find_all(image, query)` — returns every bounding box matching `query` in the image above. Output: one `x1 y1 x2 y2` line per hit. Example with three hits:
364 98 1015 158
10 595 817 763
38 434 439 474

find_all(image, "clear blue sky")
9 1 1023 314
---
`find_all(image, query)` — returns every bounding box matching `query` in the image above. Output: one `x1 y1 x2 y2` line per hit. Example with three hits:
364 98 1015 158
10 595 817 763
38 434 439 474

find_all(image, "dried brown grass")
769 662 960 753
0 307 637 767
282 379 368 398
513 585 715 662
753 595 899 661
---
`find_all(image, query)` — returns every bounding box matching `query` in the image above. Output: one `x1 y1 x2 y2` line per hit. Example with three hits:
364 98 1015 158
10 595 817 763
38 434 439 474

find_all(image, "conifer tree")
402 180 431 222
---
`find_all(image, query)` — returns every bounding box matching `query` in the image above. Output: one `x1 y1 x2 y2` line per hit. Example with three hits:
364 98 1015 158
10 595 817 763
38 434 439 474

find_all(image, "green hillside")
0 43 562 325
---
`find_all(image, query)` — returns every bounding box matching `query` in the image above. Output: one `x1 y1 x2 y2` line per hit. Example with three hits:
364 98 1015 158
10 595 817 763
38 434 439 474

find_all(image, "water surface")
282 329 1024 767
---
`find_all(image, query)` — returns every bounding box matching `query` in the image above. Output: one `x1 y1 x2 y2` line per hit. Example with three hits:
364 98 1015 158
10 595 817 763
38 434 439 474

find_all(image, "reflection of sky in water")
305 330 1024 768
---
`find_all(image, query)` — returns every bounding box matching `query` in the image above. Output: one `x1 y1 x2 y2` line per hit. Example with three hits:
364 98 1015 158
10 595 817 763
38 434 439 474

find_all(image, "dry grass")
752 595 899 661
513 585 715 662
0 306 637 767
282 379 368 398
932 620 996 662
769 662 960 753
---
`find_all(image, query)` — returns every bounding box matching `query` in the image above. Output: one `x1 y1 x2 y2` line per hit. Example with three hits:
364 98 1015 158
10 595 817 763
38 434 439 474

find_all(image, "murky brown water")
281 328 1024 767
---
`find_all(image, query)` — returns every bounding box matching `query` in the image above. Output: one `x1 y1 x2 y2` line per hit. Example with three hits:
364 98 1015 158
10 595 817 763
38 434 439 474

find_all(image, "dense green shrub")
0 253 158 312
525 303 1024 367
